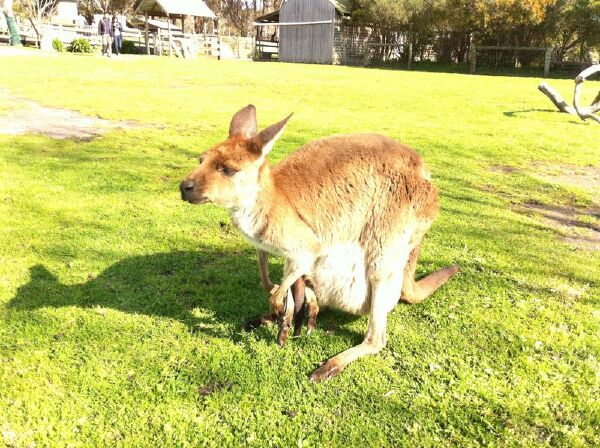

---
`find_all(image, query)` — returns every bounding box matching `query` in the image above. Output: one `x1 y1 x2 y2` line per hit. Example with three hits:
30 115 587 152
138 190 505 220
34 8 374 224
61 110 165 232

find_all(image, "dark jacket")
98 18 113 36
113 22 123 37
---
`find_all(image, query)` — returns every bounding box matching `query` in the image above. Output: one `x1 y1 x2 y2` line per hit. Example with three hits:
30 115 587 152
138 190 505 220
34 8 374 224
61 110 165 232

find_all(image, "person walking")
112 17 123 56
98 13 113 57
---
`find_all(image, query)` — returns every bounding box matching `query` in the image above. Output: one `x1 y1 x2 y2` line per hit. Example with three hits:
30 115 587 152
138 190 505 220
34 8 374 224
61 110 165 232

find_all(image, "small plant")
52 38 65 52
120 40 141 55
68 38 93 54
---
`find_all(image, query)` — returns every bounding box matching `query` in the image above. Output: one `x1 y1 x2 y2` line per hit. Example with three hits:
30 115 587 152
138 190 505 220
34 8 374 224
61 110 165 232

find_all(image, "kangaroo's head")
180 105 291 209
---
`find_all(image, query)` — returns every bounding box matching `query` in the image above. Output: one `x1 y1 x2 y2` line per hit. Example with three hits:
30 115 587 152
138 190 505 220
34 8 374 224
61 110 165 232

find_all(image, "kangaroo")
245 256 318 346
180 105 459 381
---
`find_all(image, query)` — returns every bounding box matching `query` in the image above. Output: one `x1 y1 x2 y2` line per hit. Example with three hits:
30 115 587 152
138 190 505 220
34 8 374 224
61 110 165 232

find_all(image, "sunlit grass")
0 53 598 447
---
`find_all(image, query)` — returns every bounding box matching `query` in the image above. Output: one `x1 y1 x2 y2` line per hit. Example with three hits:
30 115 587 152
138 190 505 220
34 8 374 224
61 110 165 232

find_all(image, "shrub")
68 38 94 54
52 38 65 52
120 39 142 55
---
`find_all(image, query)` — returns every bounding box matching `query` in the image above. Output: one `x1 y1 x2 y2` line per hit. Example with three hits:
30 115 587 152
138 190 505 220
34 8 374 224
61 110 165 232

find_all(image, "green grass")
0 53 598 447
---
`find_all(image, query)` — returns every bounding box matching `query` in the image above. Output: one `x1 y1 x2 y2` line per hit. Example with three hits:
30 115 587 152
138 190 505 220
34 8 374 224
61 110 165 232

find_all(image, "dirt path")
0 91 139 140
490 164 600 251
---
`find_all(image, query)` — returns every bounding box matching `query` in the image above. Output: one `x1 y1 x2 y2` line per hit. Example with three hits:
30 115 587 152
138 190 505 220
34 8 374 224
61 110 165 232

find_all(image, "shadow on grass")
502 108 558 117
6 249 363 341
363 61 581 80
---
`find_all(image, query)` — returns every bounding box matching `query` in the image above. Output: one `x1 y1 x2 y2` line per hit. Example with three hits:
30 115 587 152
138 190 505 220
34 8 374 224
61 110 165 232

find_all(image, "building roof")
135 0 217 19
255 0 352 23
130 17 183 32
330 0 351 15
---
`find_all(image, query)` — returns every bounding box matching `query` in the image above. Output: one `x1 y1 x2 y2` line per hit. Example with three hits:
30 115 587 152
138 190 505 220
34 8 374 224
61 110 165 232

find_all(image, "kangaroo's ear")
252 113 292 156
229 104 257 138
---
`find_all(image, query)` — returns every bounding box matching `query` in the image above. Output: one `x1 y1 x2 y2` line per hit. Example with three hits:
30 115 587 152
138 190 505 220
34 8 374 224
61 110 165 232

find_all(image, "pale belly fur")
309 243 369 315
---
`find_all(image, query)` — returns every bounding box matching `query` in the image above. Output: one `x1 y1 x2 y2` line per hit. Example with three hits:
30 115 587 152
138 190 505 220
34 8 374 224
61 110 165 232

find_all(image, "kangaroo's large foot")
310 358 344 382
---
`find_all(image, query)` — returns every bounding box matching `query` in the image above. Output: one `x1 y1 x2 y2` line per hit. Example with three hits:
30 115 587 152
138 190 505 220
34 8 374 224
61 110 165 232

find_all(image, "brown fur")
181 105 459 381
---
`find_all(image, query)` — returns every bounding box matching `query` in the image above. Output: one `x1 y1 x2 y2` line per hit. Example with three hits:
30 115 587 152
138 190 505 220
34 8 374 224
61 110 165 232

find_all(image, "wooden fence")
470 45 553 77
0 22 253 60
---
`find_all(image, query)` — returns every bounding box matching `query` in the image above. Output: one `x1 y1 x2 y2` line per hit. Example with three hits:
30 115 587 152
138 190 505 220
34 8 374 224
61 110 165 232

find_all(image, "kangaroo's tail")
400 243 459 304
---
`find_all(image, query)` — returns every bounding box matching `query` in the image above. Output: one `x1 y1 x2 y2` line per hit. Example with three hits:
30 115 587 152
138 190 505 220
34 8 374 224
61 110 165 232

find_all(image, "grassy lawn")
0 53 598 447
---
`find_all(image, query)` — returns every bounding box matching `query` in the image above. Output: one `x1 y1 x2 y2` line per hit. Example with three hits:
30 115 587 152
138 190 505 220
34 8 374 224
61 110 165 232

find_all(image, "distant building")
52 0 79 25
255 0 371 66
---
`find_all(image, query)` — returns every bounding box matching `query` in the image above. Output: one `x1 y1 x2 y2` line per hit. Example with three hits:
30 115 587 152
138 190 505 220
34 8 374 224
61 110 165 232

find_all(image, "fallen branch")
573 64 600 123
538 82 576 114
538 64 600 124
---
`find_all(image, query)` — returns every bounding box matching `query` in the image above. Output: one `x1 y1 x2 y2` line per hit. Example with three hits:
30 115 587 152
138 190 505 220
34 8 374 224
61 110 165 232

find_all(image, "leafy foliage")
68 37 94 53
119 39 141 54
51 37 65 52
350 0 600 65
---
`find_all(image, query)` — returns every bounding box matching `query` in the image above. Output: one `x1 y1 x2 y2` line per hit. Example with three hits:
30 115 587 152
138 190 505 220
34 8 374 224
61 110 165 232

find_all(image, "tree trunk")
183 15 194 34
2 0 21 46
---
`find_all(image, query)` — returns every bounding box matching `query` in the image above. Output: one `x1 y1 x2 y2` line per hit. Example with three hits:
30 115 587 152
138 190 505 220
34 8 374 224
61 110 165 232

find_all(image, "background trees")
1 0 22 45
350 0 600 65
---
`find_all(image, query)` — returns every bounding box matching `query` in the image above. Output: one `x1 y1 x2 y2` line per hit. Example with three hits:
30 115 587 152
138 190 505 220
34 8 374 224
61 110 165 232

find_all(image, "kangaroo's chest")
230 208 283 256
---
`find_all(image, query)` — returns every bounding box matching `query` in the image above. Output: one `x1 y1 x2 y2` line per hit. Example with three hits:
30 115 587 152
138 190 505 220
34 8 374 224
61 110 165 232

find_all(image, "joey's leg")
277 286 295 347
305 287 319 334
291 278 306 338
310 275 400 382
269 260 308 316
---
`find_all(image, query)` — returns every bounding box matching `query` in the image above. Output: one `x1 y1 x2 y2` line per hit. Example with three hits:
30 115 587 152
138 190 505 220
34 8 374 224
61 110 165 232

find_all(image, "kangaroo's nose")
180 180 195 195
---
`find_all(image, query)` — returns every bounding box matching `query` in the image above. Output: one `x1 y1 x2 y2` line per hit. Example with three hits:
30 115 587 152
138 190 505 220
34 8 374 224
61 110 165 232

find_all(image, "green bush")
52 38 65 52
120 39 141 54
68 38 93 54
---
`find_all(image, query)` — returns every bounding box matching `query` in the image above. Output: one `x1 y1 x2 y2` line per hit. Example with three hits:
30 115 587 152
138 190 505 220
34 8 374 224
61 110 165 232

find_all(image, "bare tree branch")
538 82 577 114
573 65 600 124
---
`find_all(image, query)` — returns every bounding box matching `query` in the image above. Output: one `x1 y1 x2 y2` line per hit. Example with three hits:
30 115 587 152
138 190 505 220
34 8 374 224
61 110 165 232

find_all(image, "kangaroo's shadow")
7 249 364 341
7 250 283 338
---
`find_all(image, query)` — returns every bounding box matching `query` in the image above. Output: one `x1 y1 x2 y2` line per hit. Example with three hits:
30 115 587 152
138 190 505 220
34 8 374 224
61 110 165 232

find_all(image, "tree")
220 0 256 37
1 0 22 46
545 0 600 61
76 0 136 24
15 0 56 47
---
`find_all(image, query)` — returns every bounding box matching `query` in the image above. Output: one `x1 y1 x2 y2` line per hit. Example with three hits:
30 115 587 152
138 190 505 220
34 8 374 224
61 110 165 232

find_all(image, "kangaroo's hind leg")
310 235 409 382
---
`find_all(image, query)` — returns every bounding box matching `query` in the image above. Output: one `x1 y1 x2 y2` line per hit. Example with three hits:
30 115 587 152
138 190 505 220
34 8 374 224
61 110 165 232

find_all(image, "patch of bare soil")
0 94 139 140
513 202 600 251
531 163 600 193
489 163 600 250
489 164 518 174
0 46 46 57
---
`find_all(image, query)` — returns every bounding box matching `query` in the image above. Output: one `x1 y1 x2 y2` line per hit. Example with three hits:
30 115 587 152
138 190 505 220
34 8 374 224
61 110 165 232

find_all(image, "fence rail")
470 44 553 77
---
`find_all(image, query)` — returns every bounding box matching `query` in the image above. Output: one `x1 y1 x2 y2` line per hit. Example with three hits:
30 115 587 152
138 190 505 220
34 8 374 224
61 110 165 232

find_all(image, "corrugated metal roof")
257 0 352 22
329 0 351 15
136 0 217 19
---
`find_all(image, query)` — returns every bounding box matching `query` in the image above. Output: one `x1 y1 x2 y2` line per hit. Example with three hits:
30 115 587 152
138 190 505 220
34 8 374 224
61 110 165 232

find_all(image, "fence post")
470 44 476 74
363 44 370 66
543 47 552 78
144 12 149 55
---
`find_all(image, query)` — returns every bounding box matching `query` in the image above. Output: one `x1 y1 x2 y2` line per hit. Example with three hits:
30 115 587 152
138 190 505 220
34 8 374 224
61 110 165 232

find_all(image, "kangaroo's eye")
218 165 237 177
199 155 206 164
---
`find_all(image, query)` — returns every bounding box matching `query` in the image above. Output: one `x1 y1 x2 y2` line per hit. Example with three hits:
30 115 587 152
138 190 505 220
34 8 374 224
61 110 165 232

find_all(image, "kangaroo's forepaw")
269 290 285 317
310 359 344 382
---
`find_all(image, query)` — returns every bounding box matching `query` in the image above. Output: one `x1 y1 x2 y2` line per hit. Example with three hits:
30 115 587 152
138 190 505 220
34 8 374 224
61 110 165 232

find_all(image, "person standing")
98 13 113 57
113 17 123 56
